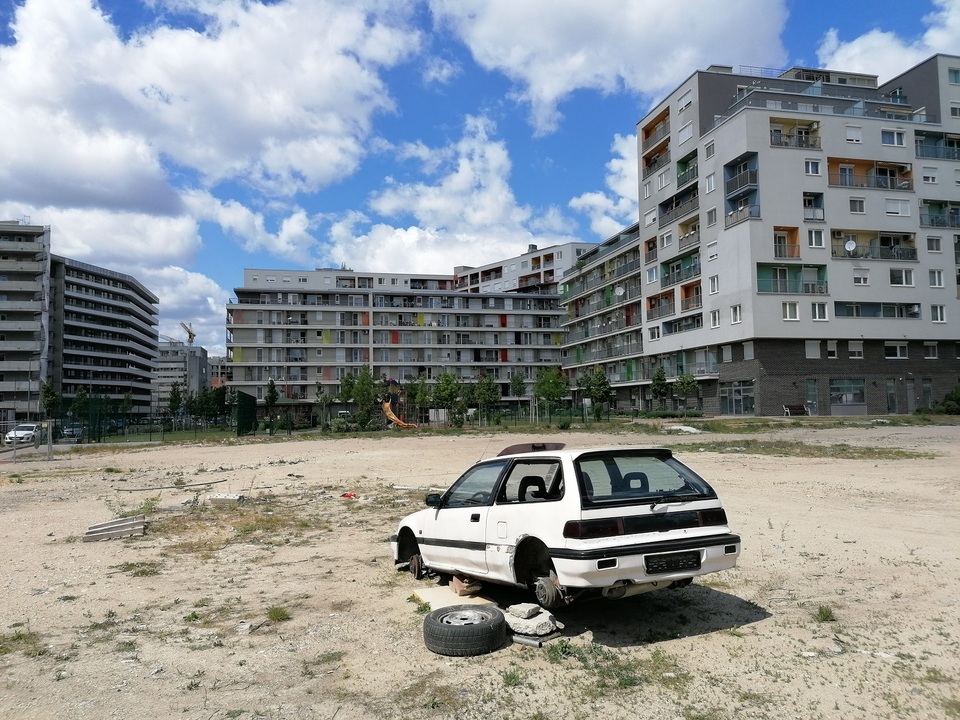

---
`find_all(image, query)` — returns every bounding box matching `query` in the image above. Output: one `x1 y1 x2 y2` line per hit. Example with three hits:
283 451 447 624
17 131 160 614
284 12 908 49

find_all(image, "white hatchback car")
391 443 741 607
4 423 41 445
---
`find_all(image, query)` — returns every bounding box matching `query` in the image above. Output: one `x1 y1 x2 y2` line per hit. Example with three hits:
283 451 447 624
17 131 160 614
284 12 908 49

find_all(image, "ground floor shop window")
719 380 755 415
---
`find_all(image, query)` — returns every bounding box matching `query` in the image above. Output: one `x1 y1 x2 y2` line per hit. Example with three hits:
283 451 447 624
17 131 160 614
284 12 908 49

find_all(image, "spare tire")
422 605 506 657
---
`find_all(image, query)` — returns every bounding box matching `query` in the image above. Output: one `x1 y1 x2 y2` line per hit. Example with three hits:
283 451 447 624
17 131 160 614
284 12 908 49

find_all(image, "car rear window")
575 451 714 505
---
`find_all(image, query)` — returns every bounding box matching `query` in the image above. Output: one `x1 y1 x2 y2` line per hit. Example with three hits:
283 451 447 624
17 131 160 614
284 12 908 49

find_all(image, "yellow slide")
383 401 417 429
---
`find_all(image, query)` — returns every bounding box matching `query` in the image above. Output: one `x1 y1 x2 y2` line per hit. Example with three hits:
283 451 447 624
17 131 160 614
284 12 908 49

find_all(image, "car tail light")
563 518 624 539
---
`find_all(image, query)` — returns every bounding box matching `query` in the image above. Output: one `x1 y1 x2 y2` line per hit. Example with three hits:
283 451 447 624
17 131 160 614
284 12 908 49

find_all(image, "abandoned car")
391 443 740 607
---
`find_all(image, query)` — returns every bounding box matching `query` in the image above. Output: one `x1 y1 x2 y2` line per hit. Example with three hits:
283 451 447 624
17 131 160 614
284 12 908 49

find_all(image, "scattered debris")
206 493 245 507
450 575 482 597
503 603 563 637
83 515 145 542
662 425 703 434
340 492 358 499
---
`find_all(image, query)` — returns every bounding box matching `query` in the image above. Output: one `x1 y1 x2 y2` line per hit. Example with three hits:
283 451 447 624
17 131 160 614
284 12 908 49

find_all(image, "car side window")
498 461 563 503
443 461 507 508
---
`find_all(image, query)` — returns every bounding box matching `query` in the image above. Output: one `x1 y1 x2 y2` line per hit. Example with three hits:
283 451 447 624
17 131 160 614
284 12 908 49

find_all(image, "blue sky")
0 0 956 353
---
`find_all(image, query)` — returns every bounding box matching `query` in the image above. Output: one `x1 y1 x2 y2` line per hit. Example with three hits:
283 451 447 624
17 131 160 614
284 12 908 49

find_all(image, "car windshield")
575 450 714 505
12 425 34 432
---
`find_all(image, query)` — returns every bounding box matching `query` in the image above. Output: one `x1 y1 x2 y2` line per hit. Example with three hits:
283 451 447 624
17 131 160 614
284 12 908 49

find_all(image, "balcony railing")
724 204 761 228
774 243 801 259
831 241 918 260
645 247 658 264
660 263 701 289
756 279 829 294
642 122 670 152
770 132 822 149
828 173 913 191
658 195 700 228
679 230 700 251
803 207 825 221
725 169 758 196
919 211 960 228
642 150 670 179
680 295 703 312
646 303 675 321
676 165 699 187
915 144 960 161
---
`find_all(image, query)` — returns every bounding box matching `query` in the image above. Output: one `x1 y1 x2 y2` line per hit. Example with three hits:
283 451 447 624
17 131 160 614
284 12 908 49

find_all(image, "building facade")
153 340 209 413
562 54 960 416
455 242 595 294
225 266 565 414
0 220 159 422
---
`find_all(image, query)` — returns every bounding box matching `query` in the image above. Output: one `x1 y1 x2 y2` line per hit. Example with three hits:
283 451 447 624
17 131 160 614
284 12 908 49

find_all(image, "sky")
1 0 957 354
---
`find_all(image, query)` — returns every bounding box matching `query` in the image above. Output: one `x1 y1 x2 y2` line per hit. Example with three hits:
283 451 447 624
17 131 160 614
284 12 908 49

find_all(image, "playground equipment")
383 378 417 429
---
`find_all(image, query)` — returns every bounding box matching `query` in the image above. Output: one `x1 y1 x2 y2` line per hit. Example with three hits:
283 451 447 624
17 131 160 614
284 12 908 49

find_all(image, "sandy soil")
0 423 958 720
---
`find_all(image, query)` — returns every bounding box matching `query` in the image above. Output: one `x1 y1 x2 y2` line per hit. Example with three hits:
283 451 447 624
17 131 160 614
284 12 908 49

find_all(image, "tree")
40 380 61 420
411 374 431 425
673 374 700 415
433 372 460 424
314 381 334 426
581 367 612 422
71 386 89 421
264 379 279 420
474 374 501 425
168 382 183 420
351 366 377 429
339 373 356 409
650 367 669 410
534 367 569 423
509 371 527 418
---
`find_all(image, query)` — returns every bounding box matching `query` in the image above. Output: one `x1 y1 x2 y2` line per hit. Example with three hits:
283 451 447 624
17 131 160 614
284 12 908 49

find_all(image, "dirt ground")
0 422 958 720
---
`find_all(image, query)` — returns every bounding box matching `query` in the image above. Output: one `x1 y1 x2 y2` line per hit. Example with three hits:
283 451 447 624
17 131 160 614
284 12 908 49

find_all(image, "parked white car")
392 443 740 607
4 423 41 445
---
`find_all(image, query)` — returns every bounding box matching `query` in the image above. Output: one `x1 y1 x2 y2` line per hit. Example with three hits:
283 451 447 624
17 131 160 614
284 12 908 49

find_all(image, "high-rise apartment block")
223 242 591 411
563 54 960 416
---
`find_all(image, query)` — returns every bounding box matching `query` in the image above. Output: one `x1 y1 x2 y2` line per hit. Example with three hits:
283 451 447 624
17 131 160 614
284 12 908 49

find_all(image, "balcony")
916 144 960 161
658 195 700 228
646 302 675 321
828 173 913 191
642 150 670 180
725 169 758 197
831 241 918 260
676 165 698 187
645 247 658 264
724 204 761 228
803 207 825 221
680 295 703 312
919 211 960 228
660 263 701 289
756 279 829 294
642 122 670 152
774 243 800 259
678 230 700 251
770 132 822 149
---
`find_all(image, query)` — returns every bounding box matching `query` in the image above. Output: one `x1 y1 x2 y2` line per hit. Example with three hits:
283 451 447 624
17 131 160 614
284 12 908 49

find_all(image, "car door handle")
470 514 480 522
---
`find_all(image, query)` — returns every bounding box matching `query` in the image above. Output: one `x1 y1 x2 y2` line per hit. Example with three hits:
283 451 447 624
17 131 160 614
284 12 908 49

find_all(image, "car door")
420 460 507 576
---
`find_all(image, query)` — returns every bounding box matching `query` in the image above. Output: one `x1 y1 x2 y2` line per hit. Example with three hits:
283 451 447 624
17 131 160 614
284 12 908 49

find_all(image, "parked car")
62 423 85 440
391 443 741 608
4 423 42 445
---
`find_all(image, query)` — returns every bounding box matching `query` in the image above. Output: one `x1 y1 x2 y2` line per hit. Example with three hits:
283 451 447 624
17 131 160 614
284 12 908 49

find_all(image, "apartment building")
153 339 209 412
455 242 595 294
225 266 565 412
0 220 159 422
563 54 960 416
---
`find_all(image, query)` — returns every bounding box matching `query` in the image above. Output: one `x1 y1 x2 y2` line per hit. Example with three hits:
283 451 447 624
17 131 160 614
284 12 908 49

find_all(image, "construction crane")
179 322 196 345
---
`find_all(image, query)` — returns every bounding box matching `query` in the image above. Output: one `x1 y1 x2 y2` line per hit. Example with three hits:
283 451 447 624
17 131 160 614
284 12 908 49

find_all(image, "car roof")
486 444 674 462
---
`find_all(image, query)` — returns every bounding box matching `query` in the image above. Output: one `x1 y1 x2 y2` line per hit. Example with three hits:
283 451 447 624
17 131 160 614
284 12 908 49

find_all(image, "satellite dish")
844 239 857 253
614 286 625 297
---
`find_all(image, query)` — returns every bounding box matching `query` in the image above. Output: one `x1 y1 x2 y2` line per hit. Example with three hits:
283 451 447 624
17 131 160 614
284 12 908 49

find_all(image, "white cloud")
569 133 638 237
817 0 960 81
423 56 461 85
428 0 788 134
140 265 232 355
325 116 580 272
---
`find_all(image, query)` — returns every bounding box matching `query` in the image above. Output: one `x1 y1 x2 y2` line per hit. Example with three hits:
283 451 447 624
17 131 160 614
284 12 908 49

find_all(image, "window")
890 268 913 286
826 340 837 359
849 197 865 213
804 159 820 175
848 340 864 359
930 269 943 287
678 122 693 144
658 169 670 190
705 141 715 159
949 67 960 84
678 89 693 110
643 181 651 199
805 340 820 359
649 327 660 340
845 125 862 143
830 378 865 404
706 208 717 226
922 167 938 183
881 129 905 146
743 341 754 360
646 267 659 284
708 275 719 294
932 304 945 322
710 309 720 328
885 198 909 216
730 305 742 324
811 302 828 320
927 236 942 252
705 173 715 192
782 301 799 320
644 209 657 226
853 271 869 286
884 342 908 359
952 104 960 119
707 241 718 261
721 345 732 362
659 231 673 249
807 229 824 248
924 342 939 359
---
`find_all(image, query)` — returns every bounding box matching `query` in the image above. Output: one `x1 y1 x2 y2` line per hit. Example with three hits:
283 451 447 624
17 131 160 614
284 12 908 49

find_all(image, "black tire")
409 552 425 580
532 573 561 609
422 605 507 657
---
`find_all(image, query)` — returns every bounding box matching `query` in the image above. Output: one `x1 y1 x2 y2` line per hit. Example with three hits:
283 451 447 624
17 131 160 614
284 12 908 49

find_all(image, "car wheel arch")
395 527 420 563
511 535 553 586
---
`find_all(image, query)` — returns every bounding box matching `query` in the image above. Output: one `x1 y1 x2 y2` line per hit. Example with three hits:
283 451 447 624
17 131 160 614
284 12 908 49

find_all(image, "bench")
783 404 810 417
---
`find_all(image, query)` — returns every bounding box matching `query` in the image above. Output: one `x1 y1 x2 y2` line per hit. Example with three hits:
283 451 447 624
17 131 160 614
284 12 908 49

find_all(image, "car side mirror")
425 493 442 508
